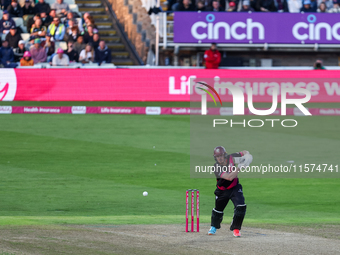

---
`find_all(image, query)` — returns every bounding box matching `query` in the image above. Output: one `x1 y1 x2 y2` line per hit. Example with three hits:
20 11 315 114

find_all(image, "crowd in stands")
0 0 112 67
168 0 340 13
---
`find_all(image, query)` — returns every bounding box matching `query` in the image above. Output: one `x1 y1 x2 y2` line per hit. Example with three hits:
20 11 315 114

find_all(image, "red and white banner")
1 106 340 115
1 69 340 102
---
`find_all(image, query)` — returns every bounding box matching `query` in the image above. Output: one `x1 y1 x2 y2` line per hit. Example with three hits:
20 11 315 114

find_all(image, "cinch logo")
0 69 17 101
191 14 265 41
199 82 312 116
292 14 340 41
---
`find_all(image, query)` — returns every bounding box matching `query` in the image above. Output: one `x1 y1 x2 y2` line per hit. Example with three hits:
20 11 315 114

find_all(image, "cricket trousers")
211 183 246 230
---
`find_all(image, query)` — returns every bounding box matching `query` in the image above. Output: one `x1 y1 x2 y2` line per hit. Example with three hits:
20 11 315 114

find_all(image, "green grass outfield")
0 102 339 227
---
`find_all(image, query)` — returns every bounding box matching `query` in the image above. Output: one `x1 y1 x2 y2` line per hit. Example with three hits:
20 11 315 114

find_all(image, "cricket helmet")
213 146 227 162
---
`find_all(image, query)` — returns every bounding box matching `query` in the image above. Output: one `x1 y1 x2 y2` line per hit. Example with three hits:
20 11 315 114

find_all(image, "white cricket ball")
143 191 148 196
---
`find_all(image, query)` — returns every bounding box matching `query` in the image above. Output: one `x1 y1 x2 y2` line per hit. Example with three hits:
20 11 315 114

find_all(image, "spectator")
22 0 35 15
7 0 23 18
30 38 47 63
0 10 16 35
34 0 51 15
79 43 94 63
0 40 18 68
83 15 96 32
275 0 289 11
257 0 277 11
52 47 69 66
13 39 26 61
81 13 96 33
63 11 75 27
26 35 36 49
303 0 317 11
178 0 196 10
207 0 225 11
49 9 57 20
80 12 90 32
20 51 34 66
30 18 47 37
83 25 96 44
40 11 52 27
240 0 255 11
65 19 78 39
226 0 239 11
47 17 65 41
83 12 90 20
73 34 85 54
30 11 53 35
27 13 40 34
329 0 340 12
40 12 51 27
95 40 111 65
1 0 11 10
201 0 214 7
319 0 333 9
196 0 207 10
92 32 100 49
64 41 78 62
204 43 221 69
168 0 177 11
301 0 315 11
167 0 178 10
66 25 79 42
5 25 21 48
52 0 69 18
65 18 75 33
317 1 328 10
227 1 237 11
41 33 55 56
314 59 325 69
287 0 303 12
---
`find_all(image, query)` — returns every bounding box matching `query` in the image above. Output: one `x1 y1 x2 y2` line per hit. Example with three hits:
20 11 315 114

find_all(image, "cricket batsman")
208 146 253 237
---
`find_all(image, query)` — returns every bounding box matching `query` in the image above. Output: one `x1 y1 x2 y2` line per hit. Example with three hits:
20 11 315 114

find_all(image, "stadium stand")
75 0 134 65
2 0 340 67
1 0 139 67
